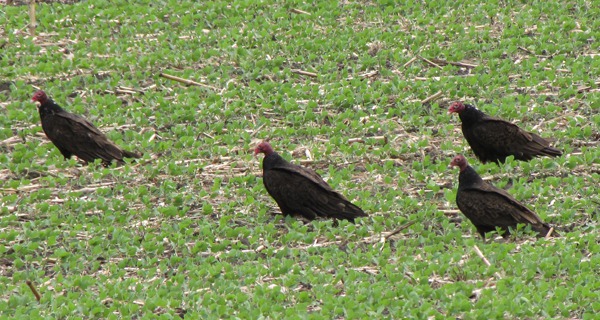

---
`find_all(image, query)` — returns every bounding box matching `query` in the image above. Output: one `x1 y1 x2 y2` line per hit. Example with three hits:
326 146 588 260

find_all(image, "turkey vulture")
32 90 141 166
450 154 555 239
254 141 367 223
448 101 562 163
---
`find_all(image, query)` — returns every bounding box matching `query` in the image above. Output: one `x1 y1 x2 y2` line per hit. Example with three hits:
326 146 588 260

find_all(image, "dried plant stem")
159 73 217 90
290 8 311 15
403 56 418 68
473 245 491 267
428 58 478 68
384 220 416 240
421 91 443 104
291 69 318 77
29 0 36 37
545 227 555 239
26 281 41 302
418 56 443 69
348 136 388 144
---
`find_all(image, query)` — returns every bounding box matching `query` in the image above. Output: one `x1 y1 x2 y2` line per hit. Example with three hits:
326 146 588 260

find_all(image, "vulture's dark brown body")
257 142 366 223
450 102 562 164
33 91 141 165
452 155 555 239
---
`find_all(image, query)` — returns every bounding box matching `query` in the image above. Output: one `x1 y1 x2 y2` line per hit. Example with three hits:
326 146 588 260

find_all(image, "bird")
448 101 562 164
31 90 141 166
450 154 556 239
254 141 367 223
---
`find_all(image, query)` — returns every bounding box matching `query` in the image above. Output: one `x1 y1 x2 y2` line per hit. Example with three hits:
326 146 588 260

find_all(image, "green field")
1 0 599 318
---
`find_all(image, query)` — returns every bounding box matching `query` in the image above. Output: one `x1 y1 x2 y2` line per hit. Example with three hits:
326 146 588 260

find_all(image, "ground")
0 0 599 318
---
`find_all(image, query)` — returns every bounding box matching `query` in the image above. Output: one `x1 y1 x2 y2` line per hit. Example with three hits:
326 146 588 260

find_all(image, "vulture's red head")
450 155 469 172
32 90 49 105
254 141 274 156
448 101 466 114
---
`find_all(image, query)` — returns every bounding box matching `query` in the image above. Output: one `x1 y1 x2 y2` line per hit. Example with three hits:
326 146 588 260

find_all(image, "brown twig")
545 227 555 239
428 58 478 68
518 46 535 55
290 8 311 15
159 73 217 90
543 67 570 73
348 136 388 144
359 70 379 79
473 245 491 267
413 74 476 81
577 81 600 93
439 209 461 214
26 281 41 302
418 56 443 69
250 123 266 138
420 91 443 104
291 69 318 78
384 220 416 240
114 87 138 95
403 56 418 68
473 245 504 279
201 132 215 139
0 135 24 147
29 0 36 37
